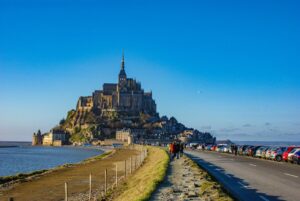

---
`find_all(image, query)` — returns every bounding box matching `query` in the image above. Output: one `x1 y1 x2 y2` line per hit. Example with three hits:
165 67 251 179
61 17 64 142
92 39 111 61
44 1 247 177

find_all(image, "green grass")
112 146 169 201
0 170 48 185
83 150 113 162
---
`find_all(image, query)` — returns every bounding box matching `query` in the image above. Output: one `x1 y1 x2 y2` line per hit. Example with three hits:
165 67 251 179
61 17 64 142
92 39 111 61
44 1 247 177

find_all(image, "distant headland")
32 52 215 146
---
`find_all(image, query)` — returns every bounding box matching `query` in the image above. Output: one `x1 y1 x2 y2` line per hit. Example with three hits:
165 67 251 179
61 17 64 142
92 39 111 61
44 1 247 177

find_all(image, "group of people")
168 141 185 160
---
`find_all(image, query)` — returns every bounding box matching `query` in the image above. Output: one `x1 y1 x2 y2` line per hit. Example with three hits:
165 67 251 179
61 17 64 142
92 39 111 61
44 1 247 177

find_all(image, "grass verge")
110 146 169 201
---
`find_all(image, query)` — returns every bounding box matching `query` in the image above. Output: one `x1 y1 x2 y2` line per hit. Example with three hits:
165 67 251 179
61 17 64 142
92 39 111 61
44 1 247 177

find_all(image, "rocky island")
33 53 215 146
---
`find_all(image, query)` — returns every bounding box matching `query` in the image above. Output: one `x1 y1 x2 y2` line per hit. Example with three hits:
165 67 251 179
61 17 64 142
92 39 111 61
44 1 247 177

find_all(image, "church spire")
121 49 125 70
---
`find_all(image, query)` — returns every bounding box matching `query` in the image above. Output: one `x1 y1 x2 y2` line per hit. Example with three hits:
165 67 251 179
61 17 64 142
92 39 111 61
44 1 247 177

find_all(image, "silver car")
270 147 287 161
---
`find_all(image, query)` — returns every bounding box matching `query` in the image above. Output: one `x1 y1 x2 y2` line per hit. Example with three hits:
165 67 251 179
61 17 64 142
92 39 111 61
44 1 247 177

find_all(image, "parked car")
255 146 267 158
248 146 261 157
261 147 271 159
216 145 225 152
291 150 300 164
211 145 217 151
205 145 212 151
223 145 230 153
283 146 300 162
270 147 287 161
245 146 255 156
238 145 250 155
265 147 277 159
288 148 300 162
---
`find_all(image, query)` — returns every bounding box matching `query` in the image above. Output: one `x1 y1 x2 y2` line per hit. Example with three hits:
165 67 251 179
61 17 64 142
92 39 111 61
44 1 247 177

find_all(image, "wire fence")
7 145 148 201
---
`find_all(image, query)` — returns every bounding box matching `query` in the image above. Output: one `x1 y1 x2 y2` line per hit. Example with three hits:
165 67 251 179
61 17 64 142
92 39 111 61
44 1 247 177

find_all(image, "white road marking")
238 181 250 188
284 173 298 178
259 195 270 201
249 163 257 167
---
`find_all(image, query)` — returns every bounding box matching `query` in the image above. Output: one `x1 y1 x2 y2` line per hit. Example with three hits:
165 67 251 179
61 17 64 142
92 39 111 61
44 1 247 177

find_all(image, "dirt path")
0 148 139 201
150 156 202 201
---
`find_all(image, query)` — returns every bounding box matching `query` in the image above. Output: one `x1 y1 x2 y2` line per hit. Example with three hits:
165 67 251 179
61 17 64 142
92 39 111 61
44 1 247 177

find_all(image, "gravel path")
150 156 202 201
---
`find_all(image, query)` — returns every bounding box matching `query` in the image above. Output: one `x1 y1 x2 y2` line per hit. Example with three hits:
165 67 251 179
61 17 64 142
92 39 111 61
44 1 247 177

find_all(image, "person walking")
180 142 184 157
234 145 238 156
168 143 172 157
175 141 180 159
170 142 176 160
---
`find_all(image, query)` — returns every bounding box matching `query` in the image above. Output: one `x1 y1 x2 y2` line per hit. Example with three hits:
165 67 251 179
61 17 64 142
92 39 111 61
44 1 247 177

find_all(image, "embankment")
109 146 169 201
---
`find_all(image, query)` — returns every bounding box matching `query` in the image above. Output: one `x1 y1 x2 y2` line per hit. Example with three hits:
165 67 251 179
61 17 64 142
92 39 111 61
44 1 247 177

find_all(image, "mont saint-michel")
32 53 215 146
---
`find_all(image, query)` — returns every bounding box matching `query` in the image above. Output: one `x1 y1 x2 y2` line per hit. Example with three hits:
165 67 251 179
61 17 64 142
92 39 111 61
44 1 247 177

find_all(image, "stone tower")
118 50 127 88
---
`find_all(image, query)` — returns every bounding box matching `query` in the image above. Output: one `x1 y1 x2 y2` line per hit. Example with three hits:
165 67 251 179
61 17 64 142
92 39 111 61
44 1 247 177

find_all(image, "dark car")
238 145 250 155
270 147 287 161
248 146 261 157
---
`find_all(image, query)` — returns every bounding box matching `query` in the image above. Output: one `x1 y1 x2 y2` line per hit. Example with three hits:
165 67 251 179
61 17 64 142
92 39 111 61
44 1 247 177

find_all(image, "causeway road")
185 150 300 201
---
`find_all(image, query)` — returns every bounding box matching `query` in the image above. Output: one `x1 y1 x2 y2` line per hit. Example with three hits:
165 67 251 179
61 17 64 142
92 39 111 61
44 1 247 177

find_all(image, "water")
0 142 104 177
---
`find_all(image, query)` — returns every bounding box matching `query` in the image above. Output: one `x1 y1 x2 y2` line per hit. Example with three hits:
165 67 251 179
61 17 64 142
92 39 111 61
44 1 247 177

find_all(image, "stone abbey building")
77 53 157 117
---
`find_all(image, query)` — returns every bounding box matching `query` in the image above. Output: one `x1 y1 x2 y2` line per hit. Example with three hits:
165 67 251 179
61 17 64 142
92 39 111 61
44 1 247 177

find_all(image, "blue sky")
1 0 300 141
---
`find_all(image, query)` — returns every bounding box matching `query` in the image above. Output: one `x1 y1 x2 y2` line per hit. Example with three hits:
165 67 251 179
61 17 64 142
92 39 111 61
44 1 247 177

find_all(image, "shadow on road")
185 152 284 201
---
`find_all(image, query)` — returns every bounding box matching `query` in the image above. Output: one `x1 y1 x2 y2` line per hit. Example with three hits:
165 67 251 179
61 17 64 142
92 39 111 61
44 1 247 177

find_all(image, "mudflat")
0 148 139 201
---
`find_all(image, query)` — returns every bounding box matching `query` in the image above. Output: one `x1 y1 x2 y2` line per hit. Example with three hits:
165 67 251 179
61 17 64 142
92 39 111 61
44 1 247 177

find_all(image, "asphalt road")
185 150 300 201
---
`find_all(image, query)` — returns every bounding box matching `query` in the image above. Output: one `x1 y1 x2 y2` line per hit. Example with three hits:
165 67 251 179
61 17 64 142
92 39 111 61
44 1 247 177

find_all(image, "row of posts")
63 147 148 201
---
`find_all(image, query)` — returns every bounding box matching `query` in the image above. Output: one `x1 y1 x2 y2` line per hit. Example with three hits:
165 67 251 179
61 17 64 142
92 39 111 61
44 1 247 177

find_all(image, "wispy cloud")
219 127 240 132
265 122 271 126
243 123 252 127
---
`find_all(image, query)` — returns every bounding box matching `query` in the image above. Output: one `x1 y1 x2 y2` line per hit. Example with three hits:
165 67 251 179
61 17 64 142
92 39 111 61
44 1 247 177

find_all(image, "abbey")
76 53 157 117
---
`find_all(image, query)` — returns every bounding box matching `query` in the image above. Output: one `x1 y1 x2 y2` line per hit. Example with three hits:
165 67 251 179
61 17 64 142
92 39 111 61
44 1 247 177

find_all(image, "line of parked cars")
195 144 300 164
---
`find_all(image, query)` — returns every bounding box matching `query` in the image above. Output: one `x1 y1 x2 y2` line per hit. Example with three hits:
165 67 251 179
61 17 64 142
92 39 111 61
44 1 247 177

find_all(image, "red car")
283 146 300 162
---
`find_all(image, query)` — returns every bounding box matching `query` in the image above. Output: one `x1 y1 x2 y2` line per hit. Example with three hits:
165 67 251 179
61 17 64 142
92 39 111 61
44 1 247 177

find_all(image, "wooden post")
130 157 132 174
65 182 68 201
8 198 14 201
89 173 92 201
124 160 127 178
105 169 107 194
115 163 118 187
134 157 136 171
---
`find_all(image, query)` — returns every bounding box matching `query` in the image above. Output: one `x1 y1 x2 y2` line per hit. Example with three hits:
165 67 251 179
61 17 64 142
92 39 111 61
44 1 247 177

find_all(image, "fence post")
115 163 118 187
130 157 132 174
105 169 107 194
89 173 92 201
124 160 127 178
134 156 136 171
65 182 68 201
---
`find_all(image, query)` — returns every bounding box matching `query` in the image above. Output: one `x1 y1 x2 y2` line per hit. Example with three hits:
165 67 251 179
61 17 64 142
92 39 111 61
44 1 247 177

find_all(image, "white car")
288 148 300 162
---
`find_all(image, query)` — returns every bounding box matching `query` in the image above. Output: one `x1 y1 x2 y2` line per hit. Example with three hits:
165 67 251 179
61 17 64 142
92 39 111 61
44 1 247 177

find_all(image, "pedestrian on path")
170 142 176 160
180 142 184 157
175 141 180 159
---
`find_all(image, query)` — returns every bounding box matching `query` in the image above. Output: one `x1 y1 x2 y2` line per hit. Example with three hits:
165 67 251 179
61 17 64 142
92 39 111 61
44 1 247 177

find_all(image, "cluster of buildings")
32 129 68 146
76 52 157 118
32 53 216 146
